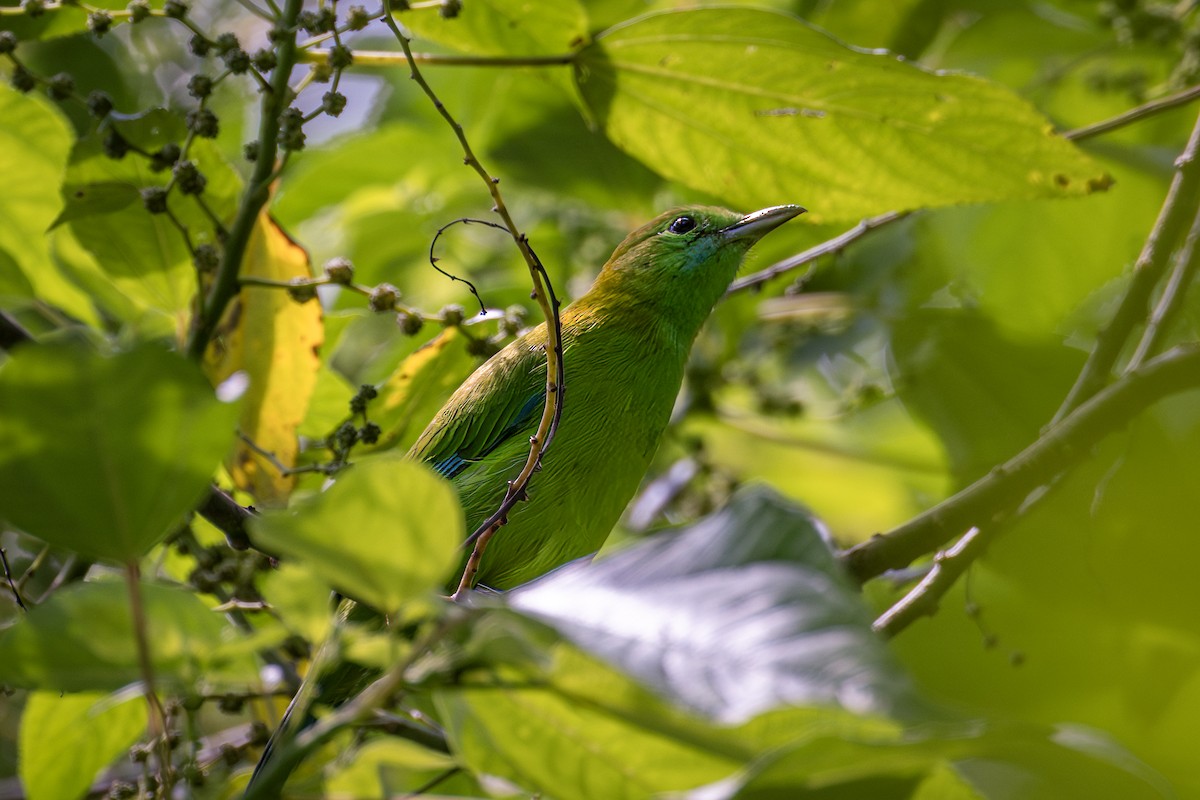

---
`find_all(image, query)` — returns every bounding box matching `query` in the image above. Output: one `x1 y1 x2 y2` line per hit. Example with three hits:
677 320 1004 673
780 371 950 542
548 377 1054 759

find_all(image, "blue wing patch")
427 391 545 481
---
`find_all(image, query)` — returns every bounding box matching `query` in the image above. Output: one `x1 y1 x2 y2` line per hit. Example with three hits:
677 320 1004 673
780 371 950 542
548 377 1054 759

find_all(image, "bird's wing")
408 342 547 480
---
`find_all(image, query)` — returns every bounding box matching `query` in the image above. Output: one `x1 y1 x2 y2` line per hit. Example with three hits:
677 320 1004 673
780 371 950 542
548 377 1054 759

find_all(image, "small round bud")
439 303 464 327
108 780 137 799
321 90 346 117
181 761 204 786
10 65 35 94
297 9 319 32
500 303 527 336
149 142 181 172
186 107 219 138
187 73 212 99
219 743 241 766
189 34 211 57
103 128 130 159
368 283 400 312
213 32 238 54
141 187 169 214
346 5 371 29
243 140 260 162
286 278 317 303
251 47 276 72
268 25 290 43
21 0 45 18
223 47 250 74
216 693 244 714
465 336 499 358
439 0 461 19
193 243 219 272
127 0 150 23
311 62 333 83
360 422 381 445
299 6 335 33
248 722 270 746
278 107 305 151
327 44 353 70
0 31 16 55
173 159 206 195
397 310 424 335
129 743 151 763
280 634 310 660
46 72 74 101
164 0 188 19
349 383 378 414
323 256 353 284
87 10 112 35
86 90 113 118
333 420 358 449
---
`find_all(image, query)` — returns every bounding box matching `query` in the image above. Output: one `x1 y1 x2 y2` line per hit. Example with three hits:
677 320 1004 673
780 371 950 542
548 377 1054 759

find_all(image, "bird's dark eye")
667 216 696 234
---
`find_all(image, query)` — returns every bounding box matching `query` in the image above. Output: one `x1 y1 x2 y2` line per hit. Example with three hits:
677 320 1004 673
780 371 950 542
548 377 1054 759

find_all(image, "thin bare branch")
1052 108 1200 422
842 344 1200 582
726 211 908 295
379 3 566 598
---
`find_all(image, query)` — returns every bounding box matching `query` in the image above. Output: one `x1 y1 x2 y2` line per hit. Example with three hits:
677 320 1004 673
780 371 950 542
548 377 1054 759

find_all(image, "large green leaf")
400 0 587 56
436 650 745 800
0 339 240 561
0 84 97 323
249 456 461 614
0 0 132 41
508 485 915 723
574 8 1109 222
708 720 1171 800
19 691 147 800
61 112 242 321
0 580 254 692
889 308 1083 484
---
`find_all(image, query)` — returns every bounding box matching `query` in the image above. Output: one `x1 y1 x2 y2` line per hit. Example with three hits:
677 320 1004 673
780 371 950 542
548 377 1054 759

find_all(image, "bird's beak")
721 204 806 241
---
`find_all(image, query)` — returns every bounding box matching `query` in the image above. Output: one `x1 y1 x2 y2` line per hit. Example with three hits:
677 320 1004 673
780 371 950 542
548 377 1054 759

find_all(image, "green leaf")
62 114 241 318
400 0 587 56
50 181 140 229
250 456 461 614
0 339 239 560
0 580 254 692
889 309 1082 483
19 690 147 800
574 8 1110 222
325 738 457 798
713 722 1172 800
436 653 743 800
508 485 915 723
0 84 98 323
0 0 130 41
367 328 480 453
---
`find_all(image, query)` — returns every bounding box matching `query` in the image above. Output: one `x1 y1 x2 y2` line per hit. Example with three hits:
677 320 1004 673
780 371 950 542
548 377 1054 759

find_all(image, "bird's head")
587 204 805 331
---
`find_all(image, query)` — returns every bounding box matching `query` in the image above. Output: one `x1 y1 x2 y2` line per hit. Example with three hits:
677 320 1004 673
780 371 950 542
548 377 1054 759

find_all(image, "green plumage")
410 204 804 588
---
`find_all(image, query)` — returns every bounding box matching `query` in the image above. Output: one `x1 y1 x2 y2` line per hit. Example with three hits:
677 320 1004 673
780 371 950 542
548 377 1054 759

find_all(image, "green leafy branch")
847 106 1200 633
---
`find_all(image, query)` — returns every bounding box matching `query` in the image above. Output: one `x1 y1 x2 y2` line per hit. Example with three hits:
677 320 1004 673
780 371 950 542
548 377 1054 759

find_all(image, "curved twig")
428 217 504 314
379 5 565 598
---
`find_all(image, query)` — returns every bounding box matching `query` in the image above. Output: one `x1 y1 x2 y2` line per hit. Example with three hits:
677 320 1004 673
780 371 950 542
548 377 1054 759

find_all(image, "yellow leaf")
369 327 479 453
205 214 323 504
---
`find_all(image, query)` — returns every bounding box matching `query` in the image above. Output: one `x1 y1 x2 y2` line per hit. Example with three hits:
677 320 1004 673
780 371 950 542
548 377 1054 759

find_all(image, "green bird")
248 204 803 793
411 203 805 589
